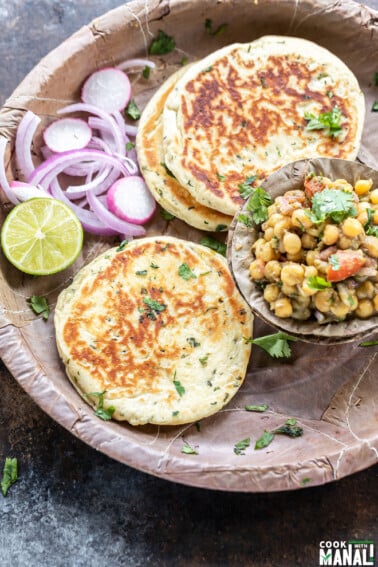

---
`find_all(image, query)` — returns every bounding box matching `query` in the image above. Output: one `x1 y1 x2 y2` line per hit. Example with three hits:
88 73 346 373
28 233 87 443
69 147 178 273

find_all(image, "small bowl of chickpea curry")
228 158 378 343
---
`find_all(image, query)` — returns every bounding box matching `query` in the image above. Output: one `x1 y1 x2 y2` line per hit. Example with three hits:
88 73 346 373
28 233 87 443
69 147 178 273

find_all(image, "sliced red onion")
43 117 92 153
87 188 146 236
117 58 156 72
124 124 138 137
58 103 125 155
81 68 132 113
15 110 41 180
50 179 118 236
10 180 53 201
29 148 131 189
88 117 120 154
0 136 19 204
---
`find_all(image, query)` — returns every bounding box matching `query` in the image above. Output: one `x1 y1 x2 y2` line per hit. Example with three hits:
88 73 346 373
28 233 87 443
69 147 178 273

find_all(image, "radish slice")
10 180 53 201
43 118 92 153
87 189 146 236
107 176 156 225
81 68 131 113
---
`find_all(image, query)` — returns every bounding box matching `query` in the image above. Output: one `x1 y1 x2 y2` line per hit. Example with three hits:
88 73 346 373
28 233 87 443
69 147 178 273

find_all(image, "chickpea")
283 231 302 255
356 281 375 299
370 188 378 205
331 179 353 192
330 299 350 319
341 217 364 238
356 299 374 318
263 227 274 241
281 263 304 286
281 283 297 296
291 208 313 230
373 210 378 225
306 250 318 266
357 202 371 224
301 233 317 250
253 238 266 258
362 235 378 258
313 258 328 275
263 283 280 303
273 217 292 238
304 265 318 278
322 224 339 245
264 260 281 282
273 297 293 318
249 259 265 280
267 212 284 227
291 297 311 320
336 284 358 311
338 235 354 250
354 179 373 195
259 242 279 262
286 251 305 262
314 289 334 313
373 294 378 311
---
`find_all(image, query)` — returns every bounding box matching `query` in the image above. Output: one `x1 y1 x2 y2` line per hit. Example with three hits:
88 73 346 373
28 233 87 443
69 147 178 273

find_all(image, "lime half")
1 198 83 275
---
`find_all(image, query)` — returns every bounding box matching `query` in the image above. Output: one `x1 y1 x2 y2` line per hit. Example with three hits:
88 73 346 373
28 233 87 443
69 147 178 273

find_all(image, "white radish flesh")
81 67 131 113
107 176 156 225
43 118 92 153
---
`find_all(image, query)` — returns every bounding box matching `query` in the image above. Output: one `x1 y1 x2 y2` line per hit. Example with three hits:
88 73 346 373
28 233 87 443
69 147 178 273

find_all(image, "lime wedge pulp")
1 198 83 275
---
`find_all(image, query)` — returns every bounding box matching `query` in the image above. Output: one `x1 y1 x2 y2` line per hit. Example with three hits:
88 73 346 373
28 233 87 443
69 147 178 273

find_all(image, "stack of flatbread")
136 35 365 228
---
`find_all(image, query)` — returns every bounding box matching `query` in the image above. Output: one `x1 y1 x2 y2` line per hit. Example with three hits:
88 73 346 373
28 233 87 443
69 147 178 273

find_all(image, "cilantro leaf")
245 332 297 358
204 18 228 36
149 30 175 55
364 209 378 237
307 276 332 290
310 189 357 224
237 213 253 227
173 378 185 397
359 339 378 347
27 295 50 320
1 457 18 497
199 236 226 256
372 101 378 112
143 296 166 312
255 430 274 450
87 391 115 421
160 208 175 221
178 263 197 281
116 239 129 251
126 141 135 151
304 106 343 137
181 443 198 455
142 65 151 79
125 99 141 121
273 418 303 438
238 175 258 199
246 186 273 224
234 437 250 455
245 404 269 412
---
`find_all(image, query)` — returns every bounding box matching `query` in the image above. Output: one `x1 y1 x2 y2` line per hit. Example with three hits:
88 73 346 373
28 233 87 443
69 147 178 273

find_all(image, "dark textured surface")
0 1 378 566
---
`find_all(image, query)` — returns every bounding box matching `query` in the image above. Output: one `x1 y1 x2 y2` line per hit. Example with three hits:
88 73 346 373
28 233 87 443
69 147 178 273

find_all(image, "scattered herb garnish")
246 186 273 224
116 239 129 251
237 213 253 227
307 276 332 290
234 437 250 455
27 295 50 320
244 332 297 359
187 337 200 347
178 262 197 281
181 56 188 66
365 209 378 237
199 355 209 366
215 224 228 232
125 99 141 121
181 443 198 455
309 189 357 224
245 404 269 412
88 391 115 421
136 270 148 276
143 296 166 313
255 430 274 450
372 101 378 112
204 18 228 36
173 376 185 397
142 65 151 79
359 339 378 347
199 236 226 257
255 419 303 450
126 141 135 151
1 457 18 497
301 477 312 486
149 30 176 55
160 208 175 221
238 175 258 199
304 106 343 137
374 72 378 86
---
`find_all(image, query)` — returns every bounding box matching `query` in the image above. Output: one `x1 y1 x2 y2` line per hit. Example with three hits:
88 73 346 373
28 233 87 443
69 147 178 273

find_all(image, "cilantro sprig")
255 419 303 450
307 276 332 290
304 106 344 138
200 236 227 257
204 18 228 36
244 331 297 359
149 30 175 55
27 295 50 320
238 175 258 199
88 391 115 421
178 263 197 281
234 437 250 455
246 186 273 224
1 457 18 497
125 99 141 121
309 189 357 224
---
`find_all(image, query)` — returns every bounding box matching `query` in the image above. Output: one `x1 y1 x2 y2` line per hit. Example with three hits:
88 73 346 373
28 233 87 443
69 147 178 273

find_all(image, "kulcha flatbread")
54 236 253 426
136 68 232 232
163 35 365 216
